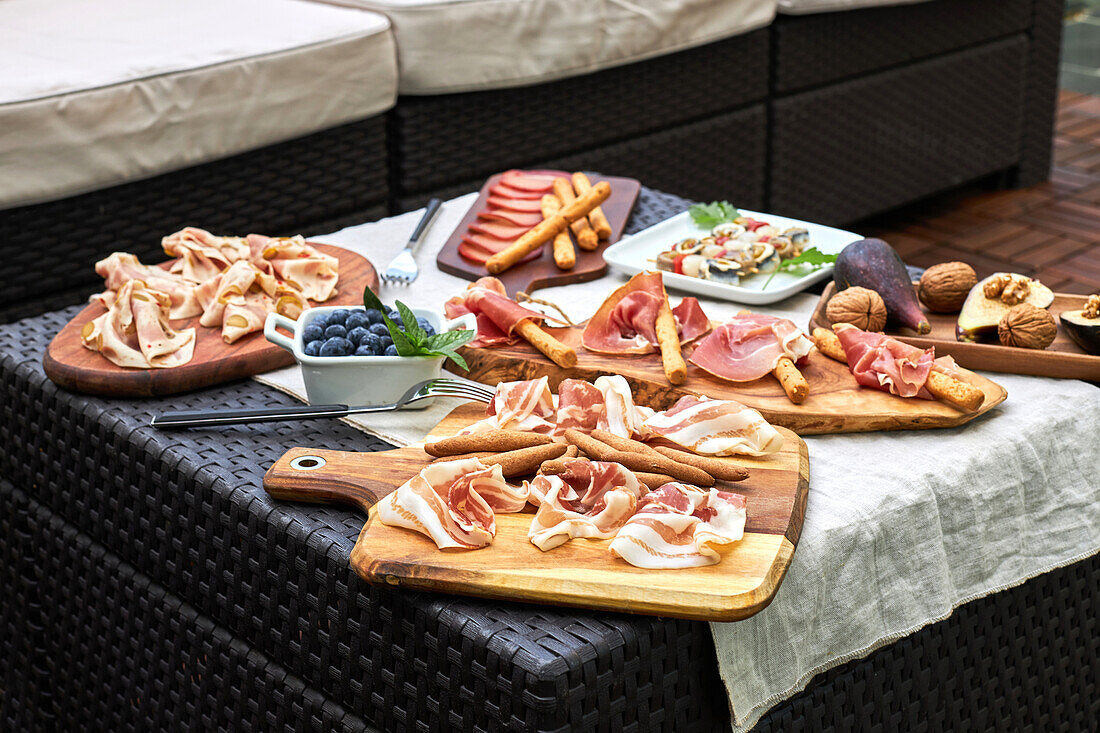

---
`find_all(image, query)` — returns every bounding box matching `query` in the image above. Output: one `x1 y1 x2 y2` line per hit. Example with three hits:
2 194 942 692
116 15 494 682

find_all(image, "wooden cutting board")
810 282 1100 381
435 171 641 296
449 326 1008 434
43 243 378 398
263 402 809 622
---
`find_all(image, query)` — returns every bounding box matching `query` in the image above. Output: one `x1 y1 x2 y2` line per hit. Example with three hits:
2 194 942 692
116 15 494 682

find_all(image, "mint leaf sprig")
761 247 838 289
363 286 475 370
688 201 740 229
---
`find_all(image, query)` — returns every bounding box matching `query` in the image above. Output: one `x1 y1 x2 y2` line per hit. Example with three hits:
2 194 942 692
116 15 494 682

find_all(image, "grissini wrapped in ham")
525 459 644 551
445 277 551 347
581 271 710 354
688 314 813 382
81 280 196 369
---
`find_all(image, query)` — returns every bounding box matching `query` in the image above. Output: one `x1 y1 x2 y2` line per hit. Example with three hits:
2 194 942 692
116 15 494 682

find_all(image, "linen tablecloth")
257 195 1100 731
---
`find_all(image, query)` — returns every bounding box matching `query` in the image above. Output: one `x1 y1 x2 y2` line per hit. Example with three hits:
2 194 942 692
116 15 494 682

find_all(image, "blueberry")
383 344 399 356
416 317 436 336
303 324 324 343
364 308 384 325
303 340 322 357
309 314 330 330
324 324 347 339
368 323 390 338
329 309 351 325
359 333 383 354
347 326 369 345
346 311 370 331
379 334 393 349
354 344 375 356
320 337 353 356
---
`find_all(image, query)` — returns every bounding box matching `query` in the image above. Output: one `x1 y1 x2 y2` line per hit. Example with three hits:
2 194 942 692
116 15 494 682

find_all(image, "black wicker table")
1 188 1096 732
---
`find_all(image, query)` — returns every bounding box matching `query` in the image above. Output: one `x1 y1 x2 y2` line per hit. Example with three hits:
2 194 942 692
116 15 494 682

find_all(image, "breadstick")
540 194 575 270
430 451 495 463
480 443 567 477
635 472 678 490
424 429 552 457
773 356 808 404
486 181 611 273
515 319 577 368
651 447 749 482
571 172 612 239
537 446 579 475
589 430 666 459
655 298 686 385
563 429 714 486
814 327 984 412
552 178 599 251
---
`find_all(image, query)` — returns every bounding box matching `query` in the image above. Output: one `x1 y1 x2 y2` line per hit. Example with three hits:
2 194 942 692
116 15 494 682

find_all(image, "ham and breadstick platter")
436 170 641 295
446 271 1007 435
264 377 809 621
44 228 379 397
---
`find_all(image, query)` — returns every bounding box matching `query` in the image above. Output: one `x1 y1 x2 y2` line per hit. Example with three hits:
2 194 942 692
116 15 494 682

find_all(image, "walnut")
827 286 888 331
984 273 1032 305
918 261 977 313
1083 294 1100 320
998 303 1057 349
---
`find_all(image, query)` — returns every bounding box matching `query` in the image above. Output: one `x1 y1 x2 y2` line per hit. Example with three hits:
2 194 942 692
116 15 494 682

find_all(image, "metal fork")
381 198 443 285
150 378 495 429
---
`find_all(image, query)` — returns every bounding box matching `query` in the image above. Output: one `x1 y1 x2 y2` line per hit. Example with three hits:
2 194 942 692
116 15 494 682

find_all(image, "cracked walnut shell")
998 303 1057 349
918 262 977 313
827 286 888 331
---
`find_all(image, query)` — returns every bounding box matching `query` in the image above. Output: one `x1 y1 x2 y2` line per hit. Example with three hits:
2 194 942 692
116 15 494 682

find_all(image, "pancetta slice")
593 375 654 439
249 234 339 302
460 377 558 435
642 395 783 456
375 458 527 550
444 277 550 347
162 227 250 282
81 280 196 369
581 271 710 354
94 252 203 319
832 323 961 399
609 483 747 569
688 314 813 383
554 379 605 432
525 459 643 551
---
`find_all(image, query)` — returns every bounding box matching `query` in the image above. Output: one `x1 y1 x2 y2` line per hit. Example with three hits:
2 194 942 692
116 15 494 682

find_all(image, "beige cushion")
778 0 932 14
0 0 397 209
327 0 776 95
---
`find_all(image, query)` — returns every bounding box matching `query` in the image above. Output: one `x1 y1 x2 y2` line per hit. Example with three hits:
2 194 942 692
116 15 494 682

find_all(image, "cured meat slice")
94 252 203 319
478 209 544 228
195 260 279 327
582 271 710 354
162 227 250 282
81 280 196 369
461 233 519 254
688 314 813 382
832 323 960 399
555 378 605 432
609 483 747 569
467 220 530 240
593 375 654 438
525 459 644 551
444 277 548 347
642 395 783 456
500 169 559 192
375 458 527 550
489 183 545 200
486 196 543 213
459 376 558 435
249 234 339 302
194 259 308 342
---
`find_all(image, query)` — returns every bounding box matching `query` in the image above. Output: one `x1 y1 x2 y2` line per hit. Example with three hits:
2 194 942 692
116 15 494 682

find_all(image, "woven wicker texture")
0 117 389 324
0 188 734 733
396 107 768 213
1016 0 1064 186
771 0 1031 93
768 37 1026 225
0 481 374 733
390 31 769 197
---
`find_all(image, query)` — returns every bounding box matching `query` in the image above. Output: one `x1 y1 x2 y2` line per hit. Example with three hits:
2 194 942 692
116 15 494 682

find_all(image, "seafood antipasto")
654 215 810 285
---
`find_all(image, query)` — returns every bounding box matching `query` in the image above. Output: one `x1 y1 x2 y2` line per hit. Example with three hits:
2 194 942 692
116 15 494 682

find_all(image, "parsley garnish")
762 247 838 289
363 286 475 370
688 201 740 229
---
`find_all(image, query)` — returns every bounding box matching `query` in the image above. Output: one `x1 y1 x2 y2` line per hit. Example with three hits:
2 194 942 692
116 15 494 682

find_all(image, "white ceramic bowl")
264 305 477 409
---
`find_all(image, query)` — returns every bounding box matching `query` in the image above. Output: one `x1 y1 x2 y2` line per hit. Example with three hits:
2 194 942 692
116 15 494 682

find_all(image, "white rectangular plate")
603 209 862 305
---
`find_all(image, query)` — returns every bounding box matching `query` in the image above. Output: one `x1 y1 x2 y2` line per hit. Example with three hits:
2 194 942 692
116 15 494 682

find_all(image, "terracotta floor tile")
1007 237 1093 269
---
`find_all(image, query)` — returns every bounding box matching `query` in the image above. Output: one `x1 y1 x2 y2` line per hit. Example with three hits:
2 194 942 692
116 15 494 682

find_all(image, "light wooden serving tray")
449 326 1008 435
810 282 1100 381
263 403 809 622
43 243 378 397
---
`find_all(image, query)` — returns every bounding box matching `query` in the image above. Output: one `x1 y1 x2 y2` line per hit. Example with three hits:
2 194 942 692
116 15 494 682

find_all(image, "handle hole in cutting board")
290 455 326 470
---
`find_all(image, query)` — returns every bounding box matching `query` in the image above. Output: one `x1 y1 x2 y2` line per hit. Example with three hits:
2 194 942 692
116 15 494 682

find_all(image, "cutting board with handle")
263 402 809 622
449 325 1008 435
435 171 641 296
43 243 378 398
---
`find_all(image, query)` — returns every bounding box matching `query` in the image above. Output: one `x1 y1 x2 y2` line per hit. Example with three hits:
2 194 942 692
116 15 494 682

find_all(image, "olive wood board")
263 402 809 622
449 326 1008 435
43 243 379 398
436 171 641 295
809 282 1099 381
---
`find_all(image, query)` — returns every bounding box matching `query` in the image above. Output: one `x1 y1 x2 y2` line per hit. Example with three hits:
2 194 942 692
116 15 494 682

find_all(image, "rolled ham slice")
832 323 960 399
444 277 549 347
162 227 250 282
581 271 710 354
249 234 339 302
375 458 528 550
642 395 783 456
81 280 196 369
525 459 644 551
688 314 813 382
609 483 747 569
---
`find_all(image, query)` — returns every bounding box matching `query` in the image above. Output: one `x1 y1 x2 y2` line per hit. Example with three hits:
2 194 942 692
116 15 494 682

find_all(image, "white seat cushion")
0 0 397 209
329 0 776 95
778 0 932 14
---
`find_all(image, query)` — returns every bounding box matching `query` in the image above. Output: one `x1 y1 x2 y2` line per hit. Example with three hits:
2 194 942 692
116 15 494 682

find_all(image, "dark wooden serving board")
436 171 641 295
809 282 1100 380
263 402 809 622
43 243 378 398
448 326 1008 435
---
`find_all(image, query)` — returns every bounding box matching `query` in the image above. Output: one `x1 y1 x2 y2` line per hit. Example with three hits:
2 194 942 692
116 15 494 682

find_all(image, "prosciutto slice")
81 280 196 369
249 234 339 301
593 375 654 438
375 458 528 550
162 227 250 282
94 252 203 319
609 483 747 569
444 277 548 347
833 323 961 399
642 395 783 456
554 378 605 432
582 272 710 354
689 314 813 382
525 459 643 551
